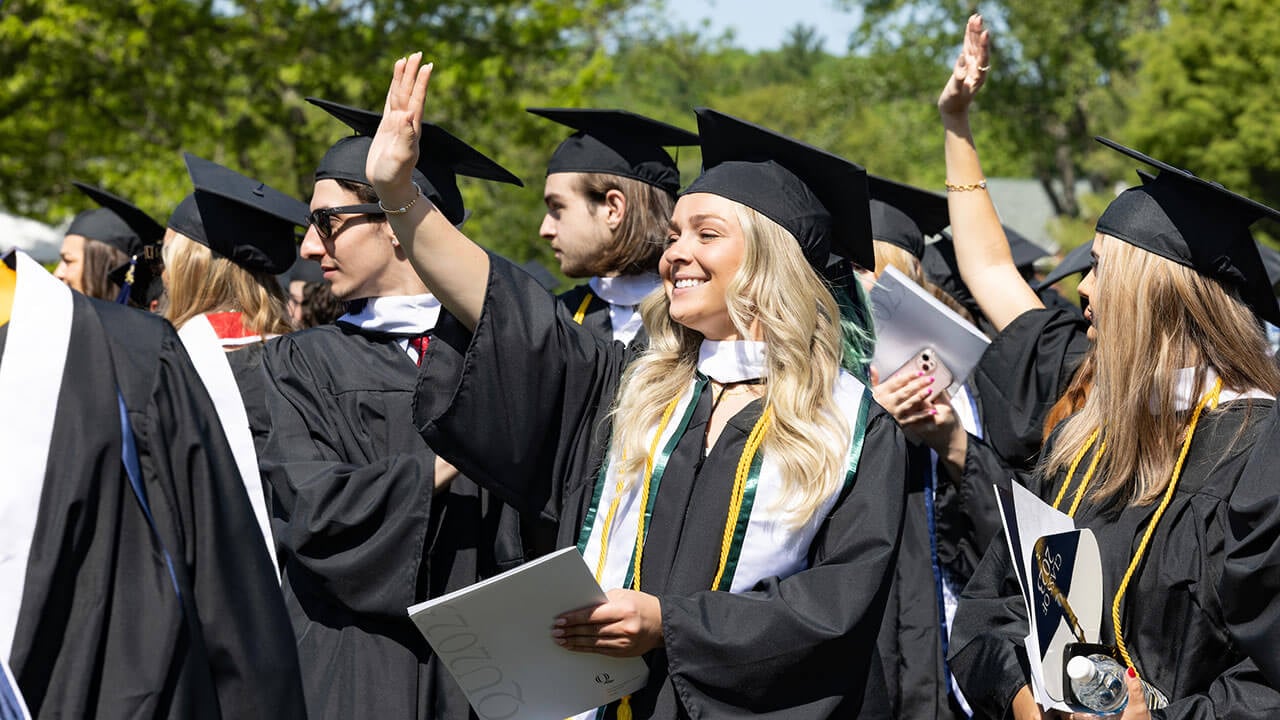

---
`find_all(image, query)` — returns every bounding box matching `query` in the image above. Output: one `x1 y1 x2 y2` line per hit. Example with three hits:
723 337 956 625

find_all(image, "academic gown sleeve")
133 317 307 718
946 524 1034 719
1223 405 1280 690
259 334 437 617
657 405 907 719
936 433 1032 584
414 252 632 527
971 307 1090 468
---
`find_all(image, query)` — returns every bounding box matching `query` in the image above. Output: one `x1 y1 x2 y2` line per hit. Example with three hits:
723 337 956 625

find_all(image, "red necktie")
408 335 430 367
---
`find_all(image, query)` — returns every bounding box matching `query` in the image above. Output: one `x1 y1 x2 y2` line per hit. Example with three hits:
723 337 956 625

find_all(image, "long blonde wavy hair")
607 203 854 527
1042 234 1280 506
163 233 293 337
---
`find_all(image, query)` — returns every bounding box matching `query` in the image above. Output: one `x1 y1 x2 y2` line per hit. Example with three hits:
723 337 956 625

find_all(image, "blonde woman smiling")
372 55 907 719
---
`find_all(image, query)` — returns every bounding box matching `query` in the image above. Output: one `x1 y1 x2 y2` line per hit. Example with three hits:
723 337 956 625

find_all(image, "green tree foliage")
1122 0 1280 215
0 0 635 270
840 0 1160 217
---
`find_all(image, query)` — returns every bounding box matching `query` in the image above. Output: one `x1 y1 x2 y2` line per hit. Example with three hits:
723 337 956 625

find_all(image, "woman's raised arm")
365 53 490 331
939 15 1042 332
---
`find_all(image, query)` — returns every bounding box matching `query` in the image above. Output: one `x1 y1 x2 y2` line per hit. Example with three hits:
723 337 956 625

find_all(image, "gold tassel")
617 696 633 720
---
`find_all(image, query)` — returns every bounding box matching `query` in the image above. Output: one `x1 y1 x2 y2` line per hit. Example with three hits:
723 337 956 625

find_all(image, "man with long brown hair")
529 108 698 346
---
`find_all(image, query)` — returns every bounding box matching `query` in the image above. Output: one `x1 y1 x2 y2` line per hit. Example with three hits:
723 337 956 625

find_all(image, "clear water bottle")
1067 654 1128 714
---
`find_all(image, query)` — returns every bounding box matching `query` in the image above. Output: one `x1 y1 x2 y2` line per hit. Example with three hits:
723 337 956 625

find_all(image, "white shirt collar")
1163 366 1273 412
588 274 661 308
697 340 768 383
338 294 441 335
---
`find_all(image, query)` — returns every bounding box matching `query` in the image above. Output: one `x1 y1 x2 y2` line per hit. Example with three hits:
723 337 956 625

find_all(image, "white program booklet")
408 547 649 720
994 483 1104 713
868 265 990 391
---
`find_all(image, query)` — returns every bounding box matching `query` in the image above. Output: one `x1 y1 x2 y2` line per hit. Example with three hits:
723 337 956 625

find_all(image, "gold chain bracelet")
945 179 988 192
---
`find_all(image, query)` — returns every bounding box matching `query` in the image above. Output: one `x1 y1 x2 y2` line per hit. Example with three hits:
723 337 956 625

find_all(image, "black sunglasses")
308 203 385 240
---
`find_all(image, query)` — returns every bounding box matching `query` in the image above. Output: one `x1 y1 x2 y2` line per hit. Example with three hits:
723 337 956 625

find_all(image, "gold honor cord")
573 292 594 325
711 406 773 591
1047 379 1222 674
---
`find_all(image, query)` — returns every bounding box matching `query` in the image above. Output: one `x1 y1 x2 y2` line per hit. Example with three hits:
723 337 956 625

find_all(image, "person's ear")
603 188 627 232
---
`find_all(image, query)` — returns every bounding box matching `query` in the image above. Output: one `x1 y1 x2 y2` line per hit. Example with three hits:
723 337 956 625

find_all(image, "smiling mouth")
674 278 706 289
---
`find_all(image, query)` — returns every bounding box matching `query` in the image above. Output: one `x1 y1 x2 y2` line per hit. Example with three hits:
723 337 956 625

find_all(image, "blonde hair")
873 240 975 323
162 233 293 337
608 204 852 527
1043 236 1280 505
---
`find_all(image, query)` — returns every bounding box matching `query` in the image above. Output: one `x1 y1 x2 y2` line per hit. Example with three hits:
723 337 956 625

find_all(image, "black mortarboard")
1258 243 1280 292
528 108 700 196
683 108 873 270
308 97 523 227
284 258 326 285
67 183 165 258
167 154 306 275
1095 136 1280 326
1035 240 1093 290
868 176 950 260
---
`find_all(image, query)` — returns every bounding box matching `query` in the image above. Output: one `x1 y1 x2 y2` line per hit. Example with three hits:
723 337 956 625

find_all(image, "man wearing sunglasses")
258 98 525 720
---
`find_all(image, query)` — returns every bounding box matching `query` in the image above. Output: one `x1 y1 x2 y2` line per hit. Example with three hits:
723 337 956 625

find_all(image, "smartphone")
887 346 953 389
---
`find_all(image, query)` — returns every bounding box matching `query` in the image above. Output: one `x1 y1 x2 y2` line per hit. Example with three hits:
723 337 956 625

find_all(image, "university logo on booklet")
594 673 614 685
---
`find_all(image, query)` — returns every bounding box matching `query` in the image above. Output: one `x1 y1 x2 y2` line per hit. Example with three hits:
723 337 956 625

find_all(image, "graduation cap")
1035 240 1094 290
682 107 873 270
528 108 700 196
867 175 950 260
67 182 165 258
282 257 326 286
167 154 307 275
1095 136 1280 326
308 97 523 227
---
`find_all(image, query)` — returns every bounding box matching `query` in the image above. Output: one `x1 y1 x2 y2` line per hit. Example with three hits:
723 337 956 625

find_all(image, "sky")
662 0 862 53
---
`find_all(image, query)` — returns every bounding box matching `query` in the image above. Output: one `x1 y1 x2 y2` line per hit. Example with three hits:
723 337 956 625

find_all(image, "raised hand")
938 14 991 117
366 52 433 207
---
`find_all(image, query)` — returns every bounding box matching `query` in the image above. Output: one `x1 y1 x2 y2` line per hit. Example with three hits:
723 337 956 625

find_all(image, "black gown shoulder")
971 307 1091 468
1223 400 1280 690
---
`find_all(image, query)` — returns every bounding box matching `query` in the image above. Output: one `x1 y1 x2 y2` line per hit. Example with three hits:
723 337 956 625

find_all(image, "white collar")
697 340 768 383
1163 366 1274 412
588 274 661 308
338 293 441 335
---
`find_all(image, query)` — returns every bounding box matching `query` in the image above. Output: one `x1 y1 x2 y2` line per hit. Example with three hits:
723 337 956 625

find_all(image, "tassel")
114 255 138 305
616 696 633 720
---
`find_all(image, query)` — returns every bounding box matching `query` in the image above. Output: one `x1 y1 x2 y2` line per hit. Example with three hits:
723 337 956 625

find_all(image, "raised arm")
939 14 1042 332
365 54 488 330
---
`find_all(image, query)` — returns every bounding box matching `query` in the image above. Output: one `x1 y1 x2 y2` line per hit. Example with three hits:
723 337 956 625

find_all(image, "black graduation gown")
414 255 907 719
970 307 1091 469
948 400 1280 719
3 295 305 719
1222 402 1280 689
260 316 526 720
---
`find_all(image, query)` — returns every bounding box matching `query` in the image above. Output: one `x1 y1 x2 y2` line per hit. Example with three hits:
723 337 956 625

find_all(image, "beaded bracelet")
945 179 988 192
379 182 422 215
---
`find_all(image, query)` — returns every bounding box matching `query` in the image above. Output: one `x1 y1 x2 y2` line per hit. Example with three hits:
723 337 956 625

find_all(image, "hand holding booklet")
408 547 649 720
868 265 990 392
